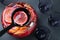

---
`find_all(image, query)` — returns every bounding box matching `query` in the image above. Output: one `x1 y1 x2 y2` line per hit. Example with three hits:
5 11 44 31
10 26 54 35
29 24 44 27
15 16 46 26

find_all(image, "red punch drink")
1 2 38 38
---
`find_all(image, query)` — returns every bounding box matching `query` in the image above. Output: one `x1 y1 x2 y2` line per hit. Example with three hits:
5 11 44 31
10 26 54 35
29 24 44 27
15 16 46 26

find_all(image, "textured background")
0 0 60 40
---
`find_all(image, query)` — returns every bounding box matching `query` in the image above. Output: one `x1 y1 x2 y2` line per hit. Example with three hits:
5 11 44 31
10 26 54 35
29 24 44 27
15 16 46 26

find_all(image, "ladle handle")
0 24 14 37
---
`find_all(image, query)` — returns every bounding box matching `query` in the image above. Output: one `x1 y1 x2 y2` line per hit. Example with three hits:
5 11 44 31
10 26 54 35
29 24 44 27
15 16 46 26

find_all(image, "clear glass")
38 0 53 13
